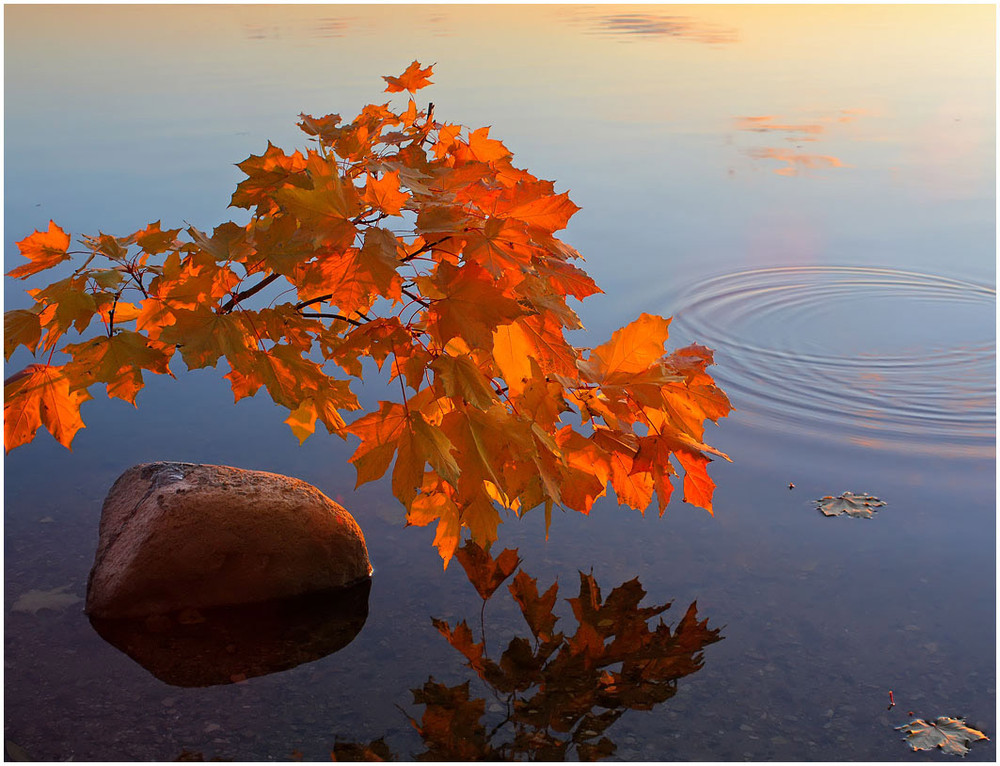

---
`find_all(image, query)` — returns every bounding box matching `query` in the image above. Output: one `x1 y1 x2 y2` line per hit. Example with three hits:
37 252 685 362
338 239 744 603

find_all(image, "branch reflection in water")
337 540 723 761
89 578 371 687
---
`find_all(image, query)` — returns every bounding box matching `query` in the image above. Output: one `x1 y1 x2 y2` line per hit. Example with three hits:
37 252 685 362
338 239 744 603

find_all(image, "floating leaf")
896 717 989 756
11 585 81 615
816 491 886 519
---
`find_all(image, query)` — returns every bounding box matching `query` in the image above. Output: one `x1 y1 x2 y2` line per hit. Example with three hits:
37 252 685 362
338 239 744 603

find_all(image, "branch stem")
220 273 281 313
298 312 365 327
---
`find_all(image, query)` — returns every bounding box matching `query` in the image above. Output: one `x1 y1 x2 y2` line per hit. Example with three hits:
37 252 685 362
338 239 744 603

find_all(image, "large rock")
86 462 372 618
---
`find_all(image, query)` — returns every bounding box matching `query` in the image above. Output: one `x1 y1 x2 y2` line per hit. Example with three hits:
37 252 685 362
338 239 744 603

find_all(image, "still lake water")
4 4 995 761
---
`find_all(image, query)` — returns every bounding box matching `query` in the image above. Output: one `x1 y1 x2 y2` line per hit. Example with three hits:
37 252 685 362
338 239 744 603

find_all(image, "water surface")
5 5 995 761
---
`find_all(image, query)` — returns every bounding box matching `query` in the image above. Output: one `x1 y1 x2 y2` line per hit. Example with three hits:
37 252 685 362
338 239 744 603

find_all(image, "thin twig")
220 273 281 313
298 312 365 327
402 288 430 308
401 236 449 263
294 294 333 311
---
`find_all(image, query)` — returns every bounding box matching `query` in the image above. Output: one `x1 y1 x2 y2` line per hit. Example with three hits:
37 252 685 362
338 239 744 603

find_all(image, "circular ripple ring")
669 266 995 458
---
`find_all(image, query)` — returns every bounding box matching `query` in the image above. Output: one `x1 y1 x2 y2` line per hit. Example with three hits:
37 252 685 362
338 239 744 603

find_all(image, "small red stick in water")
887 690 895 710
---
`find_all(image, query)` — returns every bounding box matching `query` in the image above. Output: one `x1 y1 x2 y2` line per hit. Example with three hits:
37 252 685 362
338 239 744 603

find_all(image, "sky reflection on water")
4 3 995 761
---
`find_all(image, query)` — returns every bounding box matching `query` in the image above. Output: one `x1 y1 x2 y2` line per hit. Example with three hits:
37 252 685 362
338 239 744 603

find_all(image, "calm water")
4 5 995 761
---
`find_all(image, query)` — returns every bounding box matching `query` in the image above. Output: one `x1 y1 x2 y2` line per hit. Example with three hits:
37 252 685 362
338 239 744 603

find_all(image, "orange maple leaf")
424 262 524 349
8 221 72 279
585 313 673 380
674 449 716 514
5 310 43 359
363 170 411 216
4 364 91 452
383 60 434 93
63 331 174 405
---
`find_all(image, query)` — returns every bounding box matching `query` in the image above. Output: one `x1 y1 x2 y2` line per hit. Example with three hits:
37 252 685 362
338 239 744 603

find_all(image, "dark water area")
5 5 995 762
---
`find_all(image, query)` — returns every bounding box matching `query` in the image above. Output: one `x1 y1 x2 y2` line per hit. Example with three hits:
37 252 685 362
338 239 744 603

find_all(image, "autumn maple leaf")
383 60 434 93
4 364 91 452
8 221 72 279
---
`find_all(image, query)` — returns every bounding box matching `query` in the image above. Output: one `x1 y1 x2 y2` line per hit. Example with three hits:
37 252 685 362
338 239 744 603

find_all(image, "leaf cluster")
4 61 730 563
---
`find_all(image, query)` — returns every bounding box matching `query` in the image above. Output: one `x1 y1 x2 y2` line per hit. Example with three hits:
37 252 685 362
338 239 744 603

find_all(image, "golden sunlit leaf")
383 60 434 93
674 449 716 514
8 221 72 279
502 189 580 233
285 399 319 445
587 313 672 379
28 276 99 338
4 364 91 452
63 331 174 404
157 308 250 370
4 310 42 360
363 170 411 216
131 221 182 255
425 262 524 349
431 353 496 409
409 489 462 566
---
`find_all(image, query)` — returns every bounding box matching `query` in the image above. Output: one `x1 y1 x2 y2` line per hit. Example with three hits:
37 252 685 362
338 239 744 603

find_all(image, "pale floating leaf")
11 585 81 615
896 717 989 756
4 741 33 762
816 491 885 519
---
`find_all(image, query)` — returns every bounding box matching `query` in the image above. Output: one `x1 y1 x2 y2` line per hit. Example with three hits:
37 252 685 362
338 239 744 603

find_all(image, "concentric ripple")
668 266 996 458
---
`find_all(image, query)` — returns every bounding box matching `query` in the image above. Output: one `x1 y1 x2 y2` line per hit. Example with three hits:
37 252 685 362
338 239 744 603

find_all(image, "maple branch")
402 288 430 308
487 710 513 743
401 236 450 263
4 61 732 559
418 102 436 147
126 267 150 299
299 311 365 328
106 294 120 338
220 273 281 313
480 599 488 646
294 295 332 311
352 210 389 226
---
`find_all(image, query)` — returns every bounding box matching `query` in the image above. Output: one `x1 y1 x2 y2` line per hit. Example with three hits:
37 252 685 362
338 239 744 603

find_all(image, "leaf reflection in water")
338 540 723 761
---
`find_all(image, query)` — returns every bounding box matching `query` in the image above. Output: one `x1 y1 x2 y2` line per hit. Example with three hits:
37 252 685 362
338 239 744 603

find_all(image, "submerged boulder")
86 462 372 618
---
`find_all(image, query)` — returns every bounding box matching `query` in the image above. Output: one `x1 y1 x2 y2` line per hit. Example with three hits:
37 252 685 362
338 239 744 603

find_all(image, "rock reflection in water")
336 542 722 761
89 579 370 687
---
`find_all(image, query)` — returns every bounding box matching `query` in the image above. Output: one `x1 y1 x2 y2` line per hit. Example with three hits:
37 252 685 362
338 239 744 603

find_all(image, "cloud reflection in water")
568 10 739 45
734 110 870 176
